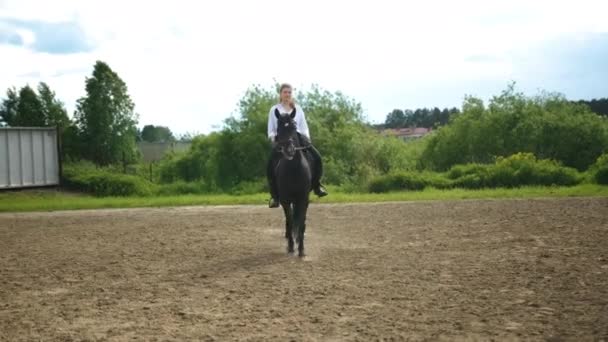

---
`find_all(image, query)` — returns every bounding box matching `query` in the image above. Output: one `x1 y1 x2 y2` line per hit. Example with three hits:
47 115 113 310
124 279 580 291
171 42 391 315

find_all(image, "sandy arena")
1 197 607 341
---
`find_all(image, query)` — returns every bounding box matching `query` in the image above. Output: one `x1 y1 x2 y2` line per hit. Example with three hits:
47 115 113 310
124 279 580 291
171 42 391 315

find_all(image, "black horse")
273 108 312 257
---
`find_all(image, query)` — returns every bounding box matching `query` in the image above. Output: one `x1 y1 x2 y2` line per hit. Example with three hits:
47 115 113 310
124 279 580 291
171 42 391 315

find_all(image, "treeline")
0 83 70 129
57 83 608 196
158 83 608 194
3 69 607 196
381 107 460 129
0 61 177 165
381 98 608 130
421 86 608 171
0 61 138 165
574 98 608 117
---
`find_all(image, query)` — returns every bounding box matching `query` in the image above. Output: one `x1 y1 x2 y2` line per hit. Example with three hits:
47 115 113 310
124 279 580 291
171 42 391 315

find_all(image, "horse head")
275 108 299 161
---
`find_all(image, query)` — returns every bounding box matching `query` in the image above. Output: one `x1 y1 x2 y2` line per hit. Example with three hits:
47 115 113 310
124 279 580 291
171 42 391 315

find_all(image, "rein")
274 145 309 174
276 145 309 153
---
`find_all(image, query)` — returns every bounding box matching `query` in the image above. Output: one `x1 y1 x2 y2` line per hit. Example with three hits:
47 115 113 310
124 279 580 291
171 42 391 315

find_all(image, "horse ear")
290 107 296 119
274 108 281 119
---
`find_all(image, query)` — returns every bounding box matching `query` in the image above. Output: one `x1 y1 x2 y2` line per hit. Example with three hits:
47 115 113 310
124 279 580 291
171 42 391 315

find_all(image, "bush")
449 153 581 188
590 153 608 185
596 167 608 185
368 153 582 193
369 172 426 193
490 153 581 187
63 162 154 197
228 179 267 195
446 163 491 181
421 85 608 171
156 181 209 196
155 179 265 196
451 173 488 189
368 171 450 193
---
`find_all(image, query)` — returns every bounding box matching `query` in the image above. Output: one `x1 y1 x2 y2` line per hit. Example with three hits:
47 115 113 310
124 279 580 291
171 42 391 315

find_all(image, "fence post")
56 126 63 187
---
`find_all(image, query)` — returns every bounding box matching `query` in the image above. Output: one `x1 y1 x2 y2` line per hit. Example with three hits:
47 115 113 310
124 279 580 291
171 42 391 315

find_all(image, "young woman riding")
266 83 328 208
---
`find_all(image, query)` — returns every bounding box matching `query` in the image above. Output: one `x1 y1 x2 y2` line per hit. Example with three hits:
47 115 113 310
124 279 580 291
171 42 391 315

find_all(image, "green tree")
60 124 82 161
575 98 608 117
385 109 405 128
0 87 20 127
141 124 175 142
38 82 70 129
430 107 442 127
13 85 45 126
384 106 459 128
74 61 139 166
422 84 608 171
218 85 277 188
141 125 156 142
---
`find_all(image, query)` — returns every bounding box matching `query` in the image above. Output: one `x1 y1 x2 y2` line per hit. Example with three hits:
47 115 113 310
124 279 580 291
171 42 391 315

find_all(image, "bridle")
274 138 309 173
275 118 310 154
276 144 309 153
277 138 309 153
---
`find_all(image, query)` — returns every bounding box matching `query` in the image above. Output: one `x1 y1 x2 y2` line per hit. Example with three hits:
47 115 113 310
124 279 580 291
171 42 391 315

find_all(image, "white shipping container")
0 127 60 189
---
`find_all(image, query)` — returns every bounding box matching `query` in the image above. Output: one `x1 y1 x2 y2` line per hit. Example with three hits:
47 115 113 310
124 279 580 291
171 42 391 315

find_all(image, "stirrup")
314 186 328 197
269 197 280 208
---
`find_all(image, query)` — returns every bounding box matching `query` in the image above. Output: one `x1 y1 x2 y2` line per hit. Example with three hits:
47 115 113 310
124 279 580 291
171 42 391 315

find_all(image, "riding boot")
308 145 328 197
266 149 280 208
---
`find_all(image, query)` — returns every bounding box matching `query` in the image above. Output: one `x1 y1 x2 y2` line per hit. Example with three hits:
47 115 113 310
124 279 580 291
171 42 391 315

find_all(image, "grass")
1 184 607 213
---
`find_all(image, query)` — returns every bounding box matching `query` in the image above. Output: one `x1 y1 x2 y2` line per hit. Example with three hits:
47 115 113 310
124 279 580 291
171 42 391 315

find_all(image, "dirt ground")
1 198 607 341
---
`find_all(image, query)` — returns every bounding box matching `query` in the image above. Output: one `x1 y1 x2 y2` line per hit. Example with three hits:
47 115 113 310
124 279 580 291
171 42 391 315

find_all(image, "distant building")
380 127 432 141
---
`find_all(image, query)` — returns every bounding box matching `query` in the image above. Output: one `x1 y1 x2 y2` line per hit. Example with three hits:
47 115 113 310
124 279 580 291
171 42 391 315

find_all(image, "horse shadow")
200 250 293 279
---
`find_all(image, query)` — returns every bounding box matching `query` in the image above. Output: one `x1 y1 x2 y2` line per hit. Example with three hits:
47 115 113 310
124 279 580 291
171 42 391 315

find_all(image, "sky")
0 0 607 135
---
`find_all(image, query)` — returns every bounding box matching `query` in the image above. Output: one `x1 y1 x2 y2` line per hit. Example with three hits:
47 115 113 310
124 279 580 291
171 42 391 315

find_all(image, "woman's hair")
279 83 296 109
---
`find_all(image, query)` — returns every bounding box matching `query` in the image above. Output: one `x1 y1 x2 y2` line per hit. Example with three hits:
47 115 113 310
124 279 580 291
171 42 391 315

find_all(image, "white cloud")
1 0 607 133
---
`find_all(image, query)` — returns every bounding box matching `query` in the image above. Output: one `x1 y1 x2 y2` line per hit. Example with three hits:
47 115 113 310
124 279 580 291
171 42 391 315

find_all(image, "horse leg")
282 203 294 254
295 199 309 257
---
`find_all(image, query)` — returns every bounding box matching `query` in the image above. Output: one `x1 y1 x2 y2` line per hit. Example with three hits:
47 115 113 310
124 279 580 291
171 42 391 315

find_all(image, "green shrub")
368 172 449 193
490 153 580 187
595 167 608 185
63 162 154 197
156 181 209 196
446 163 490 180
228 179 267 195
449 153 580 188
369 172 426 193
590 153 608 185
156 179 265 196
421 85 608 171
451 173 488 189
369 153 582 193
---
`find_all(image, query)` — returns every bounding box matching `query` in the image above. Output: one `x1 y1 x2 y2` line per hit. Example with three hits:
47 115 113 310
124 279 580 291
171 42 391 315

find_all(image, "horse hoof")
298 251 305 258
287 247 295 254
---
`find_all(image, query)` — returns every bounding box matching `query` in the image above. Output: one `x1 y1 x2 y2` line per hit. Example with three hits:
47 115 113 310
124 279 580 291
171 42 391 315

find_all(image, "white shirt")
267 103 311 141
